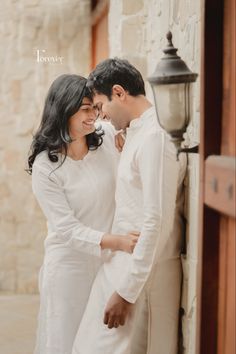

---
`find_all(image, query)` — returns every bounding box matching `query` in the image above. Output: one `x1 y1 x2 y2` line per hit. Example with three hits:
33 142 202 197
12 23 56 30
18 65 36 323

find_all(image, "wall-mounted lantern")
148 31 199 158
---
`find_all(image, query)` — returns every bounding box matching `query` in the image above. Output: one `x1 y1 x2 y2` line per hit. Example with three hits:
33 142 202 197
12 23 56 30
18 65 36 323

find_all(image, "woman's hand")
115 130 126 152
117 231 140 254
100 232 140 253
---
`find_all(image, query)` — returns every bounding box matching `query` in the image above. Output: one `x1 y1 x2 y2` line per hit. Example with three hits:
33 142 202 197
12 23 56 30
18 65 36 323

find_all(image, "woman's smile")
83 119 96 128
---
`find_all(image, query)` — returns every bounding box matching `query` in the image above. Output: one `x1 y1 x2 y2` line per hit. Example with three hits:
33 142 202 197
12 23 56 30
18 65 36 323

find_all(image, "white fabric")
73 260 181 354
72 264 135 354
72 106 186 354
32 122 119 354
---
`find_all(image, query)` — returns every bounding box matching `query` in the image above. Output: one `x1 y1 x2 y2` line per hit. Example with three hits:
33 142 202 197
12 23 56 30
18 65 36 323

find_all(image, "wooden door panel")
218 217 236 354
204 156 236 217
200 0 235 353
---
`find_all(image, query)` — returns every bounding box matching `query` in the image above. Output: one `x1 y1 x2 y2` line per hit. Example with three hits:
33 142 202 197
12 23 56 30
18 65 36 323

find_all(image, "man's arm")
104 131 172 327
105 132 179 325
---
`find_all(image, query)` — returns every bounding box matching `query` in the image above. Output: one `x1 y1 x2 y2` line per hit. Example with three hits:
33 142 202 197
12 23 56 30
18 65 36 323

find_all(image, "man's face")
92 92 129 131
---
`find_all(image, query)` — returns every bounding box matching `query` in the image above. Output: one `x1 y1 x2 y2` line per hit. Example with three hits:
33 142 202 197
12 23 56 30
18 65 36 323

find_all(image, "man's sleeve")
115 131 167 303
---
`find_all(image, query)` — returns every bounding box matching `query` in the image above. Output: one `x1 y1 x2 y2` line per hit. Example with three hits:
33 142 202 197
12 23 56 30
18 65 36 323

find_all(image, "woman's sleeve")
32 163 104 257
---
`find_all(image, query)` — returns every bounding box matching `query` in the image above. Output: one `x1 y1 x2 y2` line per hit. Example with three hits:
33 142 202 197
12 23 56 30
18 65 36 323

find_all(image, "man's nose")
100 112 107 120
89 109 96 119
99 110 110 120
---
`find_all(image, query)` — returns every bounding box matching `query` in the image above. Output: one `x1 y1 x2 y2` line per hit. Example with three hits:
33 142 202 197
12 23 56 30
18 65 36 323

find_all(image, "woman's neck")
67 136 88 161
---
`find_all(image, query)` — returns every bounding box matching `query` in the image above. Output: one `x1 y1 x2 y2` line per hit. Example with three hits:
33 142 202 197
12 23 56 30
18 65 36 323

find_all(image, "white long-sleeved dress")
72 107 187 354
32 122 119 354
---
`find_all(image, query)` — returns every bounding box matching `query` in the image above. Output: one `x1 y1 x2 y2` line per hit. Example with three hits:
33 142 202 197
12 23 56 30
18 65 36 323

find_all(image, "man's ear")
112 85 126 100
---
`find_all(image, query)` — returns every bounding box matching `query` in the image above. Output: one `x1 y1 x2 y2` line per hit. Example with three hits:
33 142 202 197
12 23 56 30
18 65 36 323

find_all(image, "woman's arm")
32 163 138 257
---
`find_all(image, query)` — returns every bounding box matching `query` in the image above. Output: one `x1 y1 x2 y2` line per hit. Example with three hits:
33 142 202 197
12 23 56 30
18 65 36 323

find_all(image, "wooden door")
198 0 235 353
91 0 109 68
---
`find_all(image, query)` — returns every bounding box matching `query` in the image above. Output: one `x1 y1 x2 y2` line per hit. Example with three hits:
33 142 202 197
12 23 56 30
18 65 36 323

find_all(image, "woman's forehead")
81 97 92 105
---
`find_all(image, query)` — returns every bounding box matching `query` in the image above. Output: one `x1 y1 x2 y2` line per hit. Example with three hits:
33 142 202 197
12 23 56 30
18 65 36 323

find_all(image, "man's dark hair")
87 58 146 99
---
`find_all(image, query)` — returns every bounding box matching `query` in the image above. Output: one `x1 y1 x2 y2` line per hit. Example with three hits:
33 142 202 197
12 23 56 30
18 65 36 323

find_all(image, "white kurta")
72 107 187 354
32 122 119 354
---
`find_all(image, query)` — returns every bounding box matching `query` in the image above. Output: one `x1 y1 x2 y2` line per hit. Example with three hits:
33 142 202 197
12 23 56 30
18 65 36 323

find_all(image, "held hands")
104 292 133 329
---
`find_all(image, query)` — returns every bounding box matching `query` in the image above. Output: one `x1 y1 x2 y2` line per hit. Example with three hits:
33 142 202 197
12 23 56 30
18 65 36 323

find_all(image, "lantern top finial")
166 31 172 43
147 31 198 85
163 31 178 56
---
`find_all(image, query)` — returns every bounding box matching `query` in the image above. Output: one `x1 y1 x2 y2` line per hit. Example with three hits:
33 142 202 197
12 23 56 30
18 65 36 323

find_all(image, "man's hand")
103 292 133 329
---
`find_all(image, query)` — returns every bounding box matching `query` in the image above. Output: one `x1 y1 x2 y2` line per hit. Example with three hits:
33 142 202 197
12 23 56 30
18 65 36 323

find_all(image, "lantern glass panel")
152 83 189 133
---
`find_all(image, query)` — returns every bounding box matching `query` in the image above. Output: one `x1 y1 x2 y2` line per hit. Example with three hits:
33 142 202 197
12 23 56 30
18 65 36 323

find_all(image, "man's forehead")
92 93 108 105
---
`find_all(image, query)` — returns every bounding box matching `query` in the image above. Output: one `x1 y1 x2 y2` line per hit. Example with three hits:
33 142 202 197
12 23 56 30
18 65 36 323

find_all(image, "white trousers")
34 244 101 354
72 259 182 354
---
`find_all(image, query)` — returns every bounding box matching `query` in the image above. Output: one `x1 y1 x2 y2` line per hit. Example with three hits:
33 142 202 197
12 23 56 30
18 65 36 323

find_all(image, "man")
72 58 186 354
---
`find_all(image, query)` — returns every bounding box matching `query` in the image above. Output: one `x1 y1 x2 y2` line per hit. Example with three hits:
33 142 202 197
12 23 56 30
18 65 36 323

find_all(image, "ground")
0 294 39 354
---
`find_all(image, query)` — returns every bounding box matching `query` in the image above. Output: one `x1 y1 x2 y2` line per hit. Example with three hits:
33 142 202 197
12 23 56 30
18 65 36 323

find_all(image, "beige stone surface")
122 0 144 15
0 0 91 294
0 294 39 354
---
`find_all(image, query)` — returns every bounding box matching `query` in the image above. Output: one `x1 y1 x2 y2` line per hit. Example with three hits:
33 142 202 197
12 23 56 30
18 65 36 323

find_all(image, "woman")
27 74 138 354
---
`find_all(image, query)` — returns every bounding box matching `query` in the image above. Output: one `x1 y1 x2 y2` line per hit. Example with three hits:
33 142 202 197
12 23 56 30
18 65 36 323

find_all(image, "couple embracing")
28 58 186 354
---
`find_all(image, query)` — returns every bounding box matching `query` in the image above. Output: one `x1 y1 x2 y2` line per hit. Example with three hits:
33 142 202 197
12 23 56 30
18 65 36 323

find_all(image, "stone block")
0 0 91 295
11 79 21 102
123 55 147 79
181 254 188 311
17 249 42 269
16 268 39 294
186 259 198 315
122 0 144 15
0 270 16 292
186 197 199 260
2 149 21 172
121 16 145 54
0 182 10 199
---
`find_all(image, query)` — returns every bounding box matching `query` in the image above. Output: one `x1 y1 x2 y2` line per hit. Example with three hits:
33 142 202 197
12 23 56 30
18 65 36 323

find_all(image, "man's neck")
127 96 153 123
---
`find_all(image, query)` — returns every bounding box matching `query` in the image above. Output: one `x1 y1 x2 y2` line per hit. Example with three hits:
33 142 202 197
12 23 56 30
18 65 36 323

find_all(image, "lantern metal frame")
148 31 199 158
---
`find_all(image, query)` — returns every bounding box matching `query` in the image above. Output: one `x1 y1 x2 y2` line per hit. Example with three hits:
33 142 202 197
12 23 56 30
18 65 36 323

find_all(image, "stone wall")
0 0 91 293
108 1 201 353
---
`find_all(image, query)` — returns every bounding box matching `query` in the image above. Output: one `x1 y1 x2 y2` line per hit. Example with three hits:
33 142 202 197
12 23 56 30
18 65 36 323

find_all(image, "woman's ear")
112 85 126 100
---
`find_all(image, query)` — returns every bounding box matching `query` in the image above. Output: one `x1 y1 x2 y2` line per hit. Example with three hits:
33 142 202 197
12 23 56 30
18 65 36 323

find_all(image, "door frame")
197 0 235 353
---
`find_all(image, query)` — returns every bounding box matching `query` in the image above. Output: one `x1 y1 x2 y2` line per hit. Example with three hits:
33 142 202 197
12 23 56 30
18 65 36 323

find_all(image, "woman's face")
68 97 97 139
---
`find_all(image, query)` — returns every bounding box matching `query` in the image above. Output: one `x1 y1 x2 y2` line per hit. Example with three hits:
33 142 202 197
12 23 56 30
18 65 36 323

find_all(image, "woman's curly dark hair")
27 74 104 174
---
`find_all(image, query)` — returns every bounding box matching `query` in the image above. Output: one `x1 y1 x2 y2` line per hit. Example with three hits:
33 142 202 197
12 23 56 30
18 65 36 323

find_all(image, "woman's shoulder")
33 151 60 174
32 151 64 187
99 121 116 137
